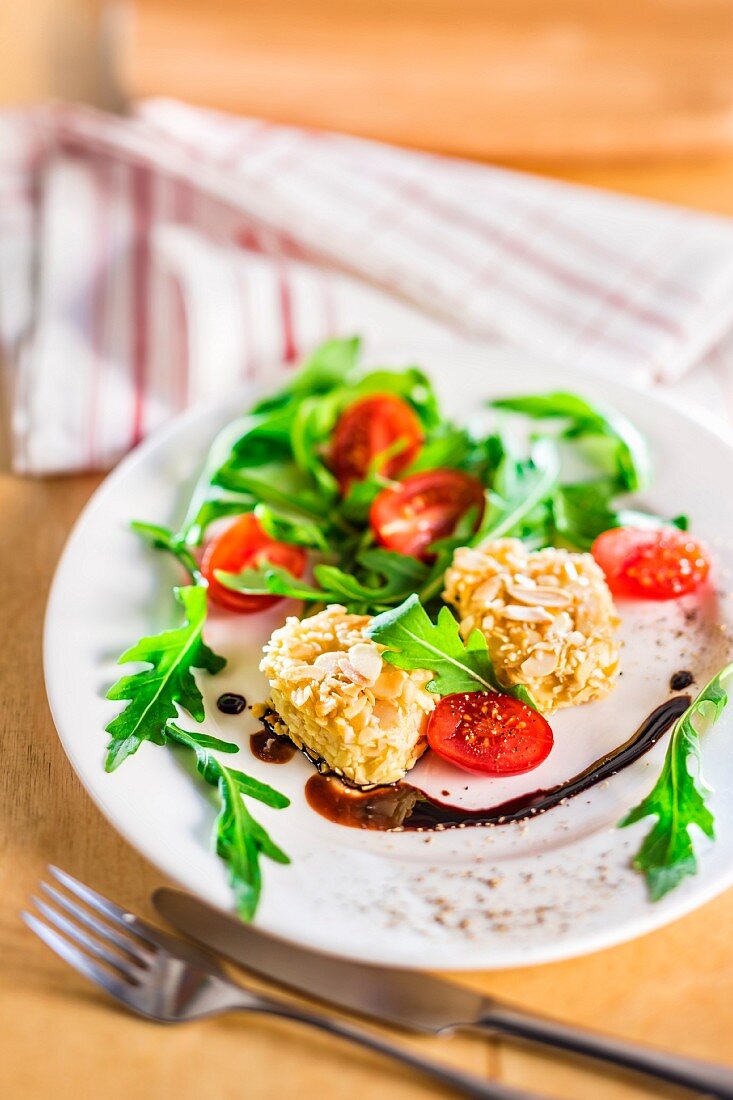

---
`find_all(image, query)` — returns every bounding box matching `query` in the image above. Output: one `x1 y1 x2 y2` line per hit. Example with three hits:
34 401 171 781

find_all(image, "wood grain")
4 275 733 1097
0 473 730 1089
0 0 112 108
119 0 733 162
6 5 733 1093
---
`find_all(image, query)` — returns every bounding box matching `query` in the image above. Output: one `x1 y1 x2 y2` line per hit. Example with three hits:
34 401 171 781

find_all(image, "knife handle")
473 1004 733 1098
231 992 541 1100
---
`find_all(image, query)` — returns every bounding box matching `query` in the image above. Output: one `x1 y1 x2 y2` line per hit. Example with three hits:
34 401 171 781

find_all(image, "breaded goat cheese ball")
443 539 620 713
260 605 435 787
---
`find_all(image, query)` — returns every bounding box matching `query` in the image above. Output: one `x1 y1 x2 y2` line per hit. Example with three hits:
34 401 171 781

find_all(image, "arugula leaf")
414 506 486 607
358 548 430 591
619 664 733 900
167 723 289 920
218 565 332 602
315 557 427 607
473 437 560 547
290 395 341 498
339 473 388 523
177 413 261 546
252 337 362 414
180 496 256 547
214 461 335 521
287 365 442 499
367 593 535 706
218 551 429 615
221 406 297 465
348 367 442 429
130 521 202 582
105 586 226 771
254 503 332 554
177 342 446 557
552 480 687 552
491 391 650 492
337 441 416 523
404 425 472 475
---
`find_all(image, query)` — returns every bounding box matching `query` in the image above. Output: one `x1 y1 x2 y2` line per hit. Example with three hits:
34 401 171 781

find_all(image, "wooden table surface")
5 154 733 1100
121 0 733 162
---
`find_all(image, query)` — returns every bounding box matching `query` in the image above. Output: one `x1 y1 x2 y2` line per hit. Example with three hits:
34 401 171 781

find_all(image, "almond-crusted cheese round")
260 605 435 786
443 539 620 713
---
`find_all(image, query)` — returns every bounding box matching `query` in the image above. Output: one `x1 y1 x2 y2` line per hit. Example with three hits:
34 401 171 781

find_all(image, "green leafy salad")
104 336 732 920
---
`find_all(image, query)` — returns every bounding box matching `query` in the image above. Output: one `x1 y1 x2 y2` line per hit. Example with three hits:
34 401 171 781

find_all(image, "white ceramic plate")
44 345 733 970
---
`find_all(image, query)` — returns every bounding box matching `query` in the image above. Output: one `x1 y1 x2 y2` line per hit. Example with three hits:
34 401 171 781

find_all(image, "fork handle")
473 1004 733 1098
231 994 539 1100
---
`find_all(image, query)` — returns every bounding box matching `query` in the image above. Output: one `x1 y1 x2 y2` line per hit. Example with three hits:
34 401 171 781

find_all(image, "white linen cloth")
3 99 733 474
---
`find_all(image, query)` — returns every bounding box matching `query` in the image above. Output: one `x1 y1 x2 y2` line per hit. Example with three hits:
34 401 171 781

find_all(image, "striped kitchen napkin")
3 99 733 474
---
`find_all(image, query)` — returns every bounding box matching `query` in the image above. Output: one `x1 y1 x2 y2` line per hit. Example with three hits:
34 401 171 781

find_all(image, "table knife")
154 888 733 1099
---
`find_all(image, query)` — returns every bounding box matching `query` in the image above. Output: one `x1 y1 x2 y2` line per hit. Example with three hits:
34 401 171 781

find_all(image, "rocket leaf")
619 664 733 900
105 586 226 771
166 723 289 921
491 390 650 492
367 593 536 707
218 550 429 615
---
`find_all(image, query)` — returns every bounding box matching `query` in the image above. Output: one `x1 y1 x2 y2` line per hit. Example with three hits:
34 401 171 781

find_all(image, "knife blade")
153 887 489 1033
153 887 733 1099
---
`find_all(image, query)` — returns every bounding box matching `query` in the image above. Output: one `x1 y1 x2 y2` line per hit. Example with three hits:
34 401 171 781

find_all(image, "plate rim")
43 345 733 970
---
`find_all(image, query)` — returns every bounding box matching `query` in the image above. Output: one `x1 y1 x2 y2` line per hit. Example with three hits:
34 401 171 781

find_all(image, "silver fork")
22 867 539 1100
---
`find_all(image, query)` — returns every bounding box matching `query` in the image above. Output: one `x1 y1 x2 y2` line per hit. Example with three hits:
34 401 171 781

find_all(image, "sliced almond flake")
501 604 555 623
444 537 620 714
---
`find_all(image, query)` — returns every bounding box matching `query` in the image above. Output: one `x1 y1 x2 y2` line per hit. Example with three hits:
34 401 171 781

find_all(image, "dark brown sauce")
217 692 247 715
305 695 691 832
250 730 297 764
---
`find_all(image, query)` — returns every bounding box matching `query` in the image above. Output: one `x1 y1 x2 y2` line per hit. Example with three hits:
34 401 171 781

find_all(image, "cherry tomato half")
427 691 554 776
591 526 710 601
370 468 485 561
201 514 307 613
331 393 423 493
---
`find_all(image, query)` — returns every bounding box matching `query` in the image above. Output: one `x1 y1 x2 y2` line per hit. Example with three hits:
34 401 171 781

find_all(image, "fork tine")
22 911 139 1010
31 897 142 981
39 883 153 967
48 866 158 946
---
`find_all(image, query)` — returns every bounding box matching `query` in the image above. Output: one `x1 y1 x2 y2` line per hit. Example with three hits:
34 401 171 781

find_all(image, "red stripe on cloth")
269 144 687 339
245 141 652 358
171 275 189 411
519 206 700 305
235 224 260 252
278 268 298 364
250 139 611 347
306 134 702 303
469 265 652 361
172 177 194 410
129 163 153 446
87 161 110 468
373 176 687 338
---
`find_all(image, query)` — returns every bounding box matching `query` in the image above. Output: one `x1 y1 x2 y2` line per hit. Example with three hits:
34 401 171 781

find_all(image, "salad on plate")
104 337 733 921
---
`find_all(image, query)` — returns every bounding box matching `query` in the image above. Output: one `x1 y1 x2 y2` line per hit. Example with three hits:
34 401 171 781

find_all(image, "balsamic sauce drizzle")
250 729 297 764
216 692 247 715
304 694 691 832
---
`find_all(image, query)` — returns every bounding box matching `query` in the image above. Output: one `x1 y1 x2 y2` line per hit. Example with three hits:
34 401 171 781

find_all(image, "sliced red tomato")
331 393 423 493
427 691 554 776
591 526 710 600
370 468 485 560
201 514 307 613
